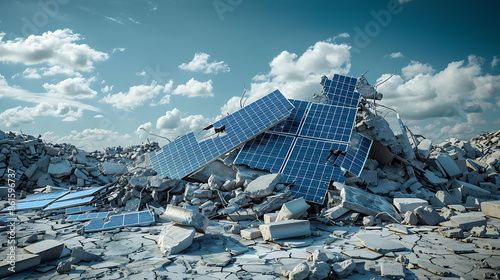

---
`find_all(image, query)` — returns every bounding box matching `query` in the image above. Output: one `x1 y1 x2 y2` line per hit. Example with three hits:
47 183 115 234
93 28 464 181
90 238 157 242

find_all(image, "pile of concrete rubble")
1 109 500 279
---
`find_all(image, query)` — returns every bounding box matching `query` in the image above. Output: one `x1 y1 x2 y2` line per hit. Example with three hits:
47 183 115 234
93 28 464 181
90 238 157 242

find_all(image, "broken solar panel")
334 132 373 177
148 89 294 179
235 74 371 204
84 210 155 232
57 186 105 201
44 196 94 211
0 190 70 213
65 206 97 215
66 212 109 222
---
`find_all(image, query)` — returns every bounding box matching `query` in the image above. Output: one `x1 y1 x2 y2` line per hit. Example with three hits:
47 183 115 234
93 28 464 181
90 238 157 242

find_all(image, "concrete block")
450 213 487 230
240 228 262 240
393 198 428 214
276 197 310 222
431 190 461 207
481 200 500 218
436 153 463 178
332 259 356 278
263 212 278 224
259 220 310 241
159 204 209 233
48 160 72 178
228 208 256 221
360 169 378 186
245 173 282 198
417 139 432 159
24 240 64 262
157 224 195 256
381 262 406 280
479 182 498 194
100 162 127 175
341 184 401 221
355 234 406 253
0 253 41 277
414 206 444 226
323 205 350 220
454 180 491 199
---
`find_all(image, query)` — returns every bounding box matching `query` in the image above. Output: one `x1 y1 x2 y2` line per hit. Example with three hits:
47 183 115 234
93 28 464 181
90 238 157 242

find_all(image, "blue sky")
0 0 499 150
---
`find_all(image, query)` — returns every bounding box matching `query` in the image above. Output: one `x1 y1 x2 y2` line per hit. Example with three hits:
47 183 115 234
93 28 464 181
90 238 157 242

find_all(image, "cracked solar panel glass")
298 103 357 143
321 74 359 108
234 133 295 173
268 99 310 135
58 186 106 201
84 210 155 232
66 212 109 222
334 132 373 177
148 90 294 179
280 138 347 204
21 191 69 202
44 196 94 211
65 206 97 215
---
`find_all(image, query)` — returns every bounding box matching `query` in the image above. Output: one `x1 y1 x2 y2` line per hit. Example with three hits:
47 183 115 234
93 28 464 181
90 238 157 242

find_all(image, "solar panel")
66 212 109 222
148 90 294 179
21 191 69 202
84 210 155 233
268 99 310 135
280 138 347 204
65 206 97 215
298 103 357 143
321 74 359 108
58 186 106 201
43 196 94 211
0 216 14 222
334 132 373 177
0 199 54 213
233 133 295 173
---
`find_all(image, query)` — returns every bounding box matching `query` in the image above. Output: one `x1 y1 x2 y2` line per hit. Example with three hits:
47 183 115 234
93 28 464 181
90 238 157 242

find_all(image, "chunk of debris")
288 262 310 280
417 260 452 276
157 224 195 256
450 212 487 230
159 204 209 233
0 253 41 277
245 173 283 198
276 197 310 221
393 197 428 214
332 259 356 278
355 234 406 253
381 262 406 280
414 206 444 226
23 240 64 262
240 228 262 240
259 220 311 241
481 200 500 218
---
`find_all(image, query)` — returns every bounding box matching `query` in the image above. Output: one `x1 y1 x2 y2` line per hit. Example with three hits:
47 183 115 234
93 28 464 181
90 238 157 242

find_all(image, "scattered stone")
56 259 71 274
25 233 38 243
450 212 487 230
438 227 464 239
414 206 444 226
157 224 195 256
199 252 232 267
245 173 282 198
342 249 383 260
332 259 356 278
387 223 408 234
240 228 262 240
481 200 500 218
23 240 64 262
264 212 279 223
355 234 406 253
71 247 101 262
402 211 419 225
259 220 311 241
289 262 309 280
363 215 375 227
393 197 428 214
159 204 209 233
417 260 452 276
436 153 463 178
381 262 405 279
309 250 328 263
276 197 310 221
308 262 330 280
471 225 487 237
0 253 41 277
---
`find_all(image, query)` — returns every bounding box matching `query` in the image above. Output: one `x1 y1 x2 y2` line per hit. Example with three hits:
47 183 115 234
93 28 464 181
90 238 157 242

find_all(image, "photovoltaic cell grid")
66 212 109 222
233 133 295 173
44 196 94 211
84 210 155 233
280 138 347 204
334 132 373 177
321 74 359 108
235 74 372 204
65 206 97 215
58 186 105 201
148 90 294 179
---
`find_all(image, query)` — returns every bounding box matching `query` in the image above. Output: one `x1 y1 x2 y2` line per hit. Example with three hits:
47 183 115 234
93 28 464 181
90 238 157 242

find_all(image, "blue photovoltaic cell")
321 74 359 108
0 199 53 213
148 90 294 179
84 211 155 233
21 191 69 202
43 196 94 211
269 99 310 135
58 186 106 201
334 132 373 177
234 133 295 173
298 103 357 143
0 216 14 222
66 212 109 222
65 206 97 215
280 138 347 204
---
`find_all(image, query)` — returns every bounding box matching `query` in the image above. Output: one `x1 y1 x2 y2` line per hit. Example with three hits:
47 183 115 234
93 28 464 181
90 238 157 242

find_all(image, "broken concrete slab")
276 197 310 222
342 249 383 260
481 200 500 218
387 223 409 234
71 247 101 262
48 159 72 178
245 173 282 198
355 234 406 254
0 253 41 277
159 204 209 233
23 240 64 262
417 260 452 276
323 205 350 220
414 206 444 226
264 212 278 224
199 252 232 267
240 228 262 240
100 162 127 175
454 180 491 199
381 262 405 280
436 153 463 178
393 197 428 214
450 212 487 230
259 220 310 241
157 224 195 256
340 183 401 221
417 138 432 159
288 262 309 280
332 259 356 278
431 190 462 207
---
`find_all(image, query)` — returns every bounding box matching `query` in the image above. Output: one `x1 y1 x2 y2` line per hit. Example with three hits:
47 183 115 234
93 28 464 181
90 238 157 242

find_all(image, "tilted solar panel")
43 196 94 211
65 206 97 215
321 74 359 108
148 90 294 179
334 132 373 177
84 210 155 232
268 99 310 135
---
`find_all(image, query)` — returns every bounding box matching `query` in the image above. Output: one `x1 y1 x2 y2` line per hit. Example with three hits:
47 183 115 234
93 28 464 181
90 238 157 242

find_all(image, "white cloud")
179 52 230 74
43 77 97 99
153 108 211 140
0 102 83 127
401 60 435 79
172 78 214 98
327 33 350 42
136 122 153 136
101 85 113 93
112 47 126 53
221 40 351 115
0 74 100 112
42 128 134 151
0 29 108 72
492 56 499 68
14 65 82 79
389 52 404 59
128 17 140 24
62 116 78 122
105 16 124 25
94 115 103 118
101 80 173 109
376 55 500 141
